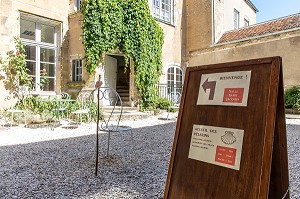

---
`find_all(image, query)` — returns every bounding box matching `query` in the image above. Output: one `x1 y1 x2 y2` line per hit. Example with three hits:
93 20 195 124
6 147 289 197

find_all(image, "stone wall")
186 0 212 53
157 0 184 83
62 12 91 98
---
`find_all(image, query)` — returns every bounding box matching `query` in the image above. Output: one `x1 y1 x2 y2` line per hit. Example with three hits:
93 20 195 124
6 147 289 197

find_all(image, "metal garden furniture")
93 86 133 175
53 92 71 121
167 91 181 120
4 91 28 127
71 91 93 125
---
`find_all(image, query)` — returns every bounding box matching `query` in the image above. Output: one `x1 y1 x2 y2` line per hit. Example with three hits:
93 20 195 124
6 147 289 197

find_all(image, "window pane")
72 60 76 81
25 45 36 61
40 63 55 77
26 62 36 76
234 9 239 29
76 0 82 10
40 48 55 63
42 78 55 91
31 77 36 89
153 0 159 7
41 24 55 44
77 75 82 81
72 59 83 82
168 66 183 93
244 19 249 27
152 0 171 23
20 19 35 41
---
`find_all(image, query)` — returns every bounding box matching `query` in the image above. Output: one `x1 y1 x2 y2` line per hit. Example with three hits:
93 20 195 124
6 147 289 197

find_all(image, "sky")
251 0 300 23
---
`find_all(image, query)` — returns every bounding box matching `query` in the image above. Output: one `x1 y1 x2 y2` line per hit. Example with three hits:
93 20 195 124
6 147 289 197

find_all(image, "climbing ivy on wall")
81 0 164 109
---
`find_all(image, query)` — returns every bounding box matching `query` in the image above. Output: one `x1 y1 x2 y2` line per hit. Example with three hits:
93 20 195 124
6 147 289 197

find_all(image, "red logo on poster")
215 146 237 166
223 88 244 103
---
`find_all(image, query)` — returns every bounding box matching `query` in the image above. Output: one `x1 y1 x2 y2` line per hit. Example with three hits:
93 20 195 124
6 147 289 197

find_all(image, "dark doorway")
109 55 130 106
117 65 130 87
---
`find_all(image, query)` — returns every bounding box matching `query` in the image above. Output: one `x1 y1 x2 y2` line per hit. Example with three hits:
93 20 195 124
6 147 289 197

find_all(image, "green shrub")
67 101 102 123
15 96 103 123
284 86 300 109
156 97 172 110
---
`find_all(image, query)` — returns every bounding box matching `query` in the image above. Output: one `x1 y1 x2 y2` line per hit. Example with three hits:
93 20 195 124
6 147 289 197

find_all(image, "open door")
104 55 117 90
102 55 117 106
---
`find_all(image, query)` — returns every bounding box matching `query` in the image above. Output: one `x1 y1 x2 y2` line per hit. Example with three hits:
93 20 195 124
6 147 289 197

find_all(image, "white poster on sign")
188 125 244 170
197 71 251 106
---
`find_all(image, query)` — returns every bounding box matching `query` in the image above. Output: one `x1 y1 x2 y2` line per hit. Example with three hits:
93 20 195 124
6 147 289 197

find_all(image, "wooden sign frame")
164 57 289 199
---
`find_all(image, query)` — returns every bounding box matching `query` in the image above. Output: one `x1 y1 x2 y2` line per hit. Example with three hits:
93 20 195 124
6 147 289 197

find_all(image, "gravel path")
0 114 299 198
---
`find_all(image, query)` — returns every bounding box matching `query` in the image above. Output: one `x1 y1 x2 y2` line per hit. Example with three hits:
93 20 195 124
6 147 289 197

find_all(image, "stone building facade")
0 0 184 109
0 0 258 110
184 0 257 60
0 0 69 110
186 9 300 88
65 0 184 105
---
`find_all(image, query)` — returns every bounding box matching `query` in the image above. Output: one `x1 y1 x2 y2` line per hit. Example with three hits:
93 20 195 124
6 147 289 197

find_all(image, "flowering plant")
40 67 49 90
0 38 32 92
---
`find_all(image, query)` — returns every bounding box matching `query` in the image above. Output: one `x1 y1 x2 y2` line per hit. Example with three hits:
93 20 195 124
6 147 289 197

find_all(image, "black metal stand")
95 75 101 176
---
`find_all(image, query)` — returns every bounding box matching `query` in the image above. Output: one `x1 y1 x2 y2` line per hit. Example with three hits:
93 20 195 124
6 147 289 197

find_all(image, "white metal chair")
4 91 28 127
71 91 93 124
0 111 7 128
93 87 133 175
53 92 71 121
167 91 181 120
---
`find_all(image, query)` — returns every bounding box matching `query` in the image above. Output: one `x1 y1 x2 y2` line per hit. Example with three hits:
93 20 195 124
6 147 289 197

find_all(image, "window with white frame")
234 9 240 29
20 15 57 92
167 65 183 94
153 0 173 24
244 18 249 27
72 59 83 82
74 0 82 12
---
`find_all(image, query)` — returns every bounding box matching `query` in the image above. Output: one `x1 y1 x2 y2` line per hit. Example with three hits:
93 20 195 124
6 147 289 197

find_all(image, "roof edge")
215 26 300 46
217 12 300 44
244 0 259 13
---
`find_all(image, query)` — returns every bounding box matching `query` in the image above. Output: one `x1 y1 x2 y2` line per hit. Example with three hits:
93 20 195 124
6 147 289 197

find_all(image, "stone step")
117 89 129 93
102 106 152 120
102 106 138 111
119 93 129 97
120 97 130 102
116 85 129 89
118 94 129 98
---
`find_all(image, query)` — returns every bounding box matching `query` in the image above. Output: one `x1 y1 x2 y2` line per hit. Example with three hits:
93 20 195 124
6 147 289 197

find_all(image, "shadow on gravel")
0 122 176 198
0 123 299 198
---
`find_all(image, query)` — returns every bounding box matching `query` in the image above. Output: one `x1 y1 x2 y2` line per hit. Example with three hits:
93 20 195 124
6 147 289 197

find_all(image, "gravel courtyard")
0 115 299 198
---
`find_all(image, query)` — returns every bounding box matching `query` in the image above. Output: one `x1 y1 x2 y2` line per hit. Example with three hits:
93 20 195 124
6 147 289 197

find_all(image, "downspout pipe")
212 0 215 46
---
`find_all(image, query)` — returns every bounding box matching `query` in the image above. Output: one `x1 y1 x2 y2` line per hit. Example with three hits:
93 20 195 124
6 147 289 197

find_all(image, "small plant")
284 86 300 109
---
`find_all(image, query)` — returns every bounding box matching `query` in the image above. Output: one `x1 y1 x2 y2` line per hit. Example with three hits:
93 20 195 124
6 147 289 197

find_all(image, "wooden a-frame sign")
164 57 289 199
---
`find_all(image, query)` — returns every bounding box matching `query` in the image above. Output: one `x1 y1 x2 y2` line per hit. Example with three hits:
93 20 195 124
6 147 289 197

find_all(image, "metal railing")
156 83 183 100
